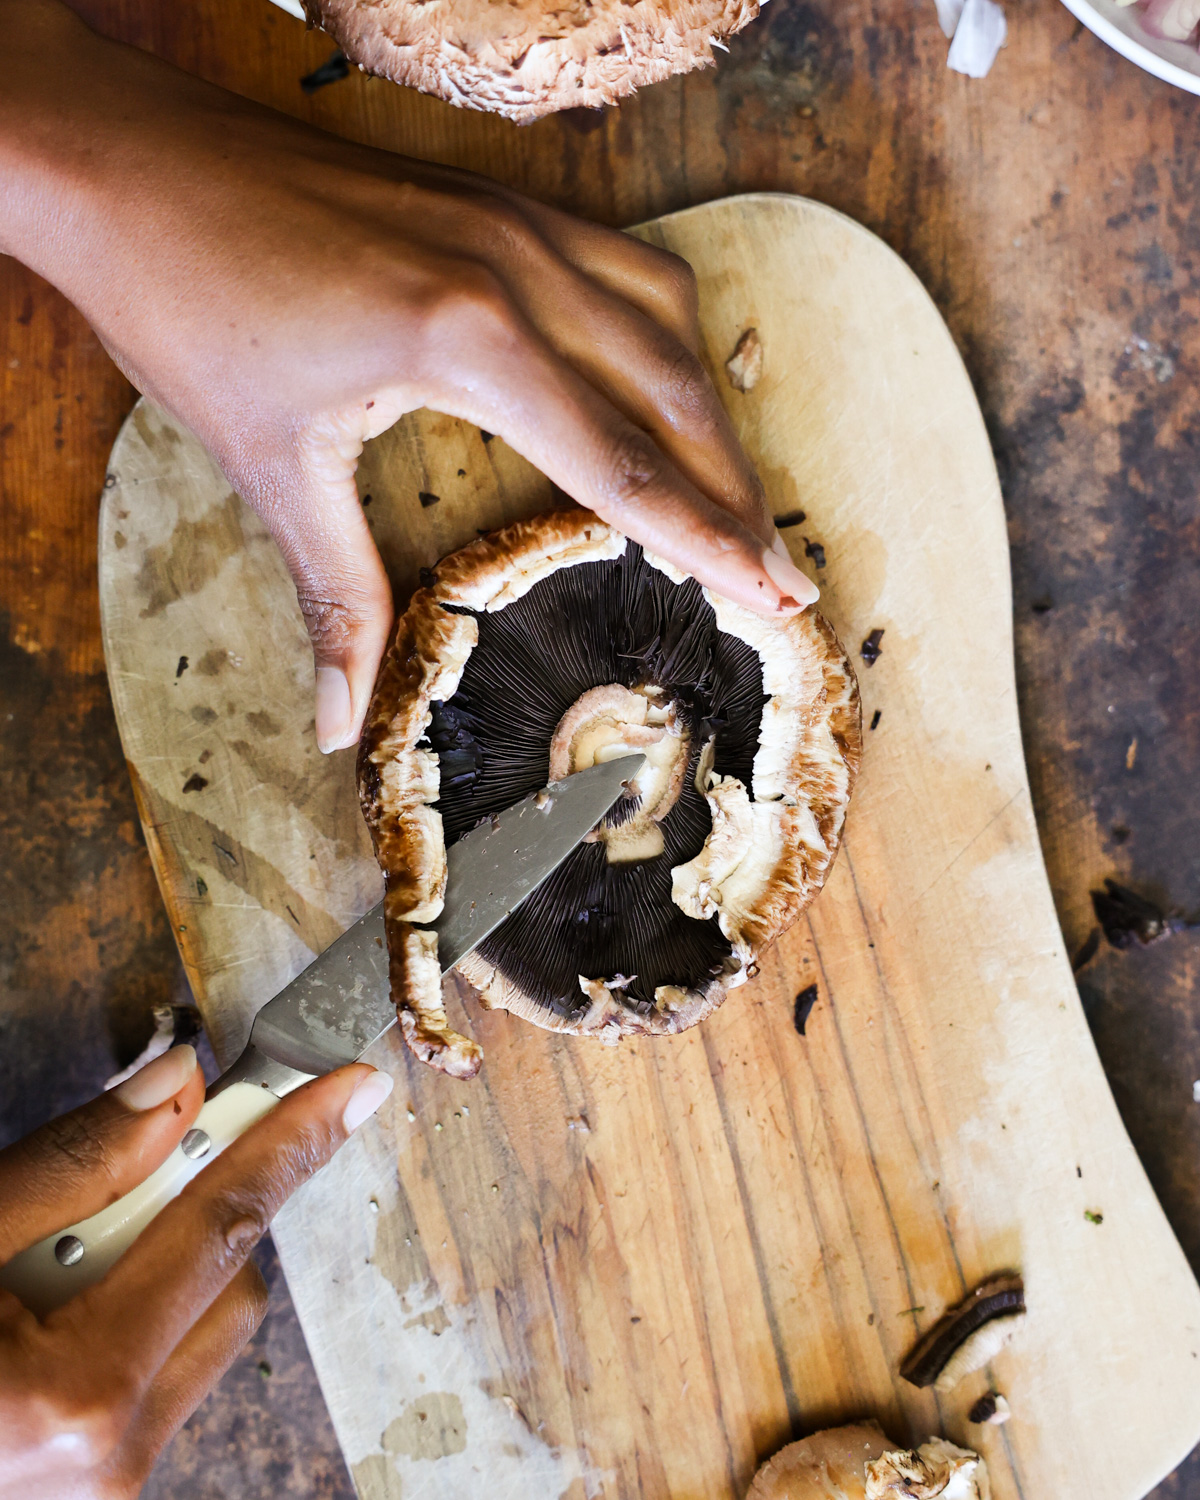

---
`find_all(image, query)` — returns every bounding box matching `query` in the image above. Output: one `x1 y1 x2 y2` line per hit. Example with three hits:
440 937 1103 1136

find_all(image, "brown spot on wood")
136 492 246 619
196 648 230 677
125 770 346 960
182 773 208 793
351 1453 401 1498
246 710 282 738
382 1392 466 1460
403 1305 450 1336
132 402 182 450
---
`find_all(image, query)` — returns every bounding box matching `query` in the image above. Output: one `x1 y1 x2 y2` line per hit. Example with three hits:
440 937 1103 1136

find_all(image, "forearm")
0 1 132 274
0 0 282 314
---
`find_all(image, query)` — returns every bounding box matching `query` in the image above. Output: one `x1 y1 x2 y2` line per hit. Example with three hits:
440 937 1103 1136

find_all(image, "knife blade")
0 755 644 1313
223 752 645 1090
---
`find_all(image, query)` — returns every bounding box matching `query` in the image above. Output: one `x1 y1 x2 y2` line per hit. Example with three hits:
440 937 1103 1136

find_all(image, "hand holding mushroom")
0 0 817 754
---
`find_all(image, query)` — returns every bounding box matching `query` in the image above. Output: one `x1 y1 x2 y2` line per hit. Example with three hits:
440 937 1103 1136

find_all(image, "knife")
0 755 644 1316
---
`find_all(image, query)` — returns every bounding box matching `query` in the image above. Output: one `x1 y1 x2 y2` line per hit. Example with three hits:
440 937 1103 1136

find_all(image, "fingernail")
763 538 820 608
343 1069 394 1133
112 1045 197 1112
315 666 353 755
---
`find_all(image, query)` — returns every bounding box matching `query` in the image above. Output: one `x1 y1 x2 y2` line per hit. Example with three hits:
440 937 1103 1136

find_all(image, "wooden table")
2 0 1199 1493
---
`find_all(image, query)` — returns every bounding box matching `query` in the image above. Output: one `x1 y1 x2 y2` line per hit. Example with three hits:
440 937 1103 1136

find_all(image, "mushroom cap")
358 509 861 1077
747 1425 895 1500
300 0 760 123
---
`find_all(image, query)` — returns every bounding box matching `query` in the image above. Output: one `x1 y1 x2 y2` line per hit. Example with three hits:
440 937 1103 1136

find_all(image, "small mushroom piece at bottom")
747 1427 988 1500
865 1438 988 1500
968 1392 1012 1425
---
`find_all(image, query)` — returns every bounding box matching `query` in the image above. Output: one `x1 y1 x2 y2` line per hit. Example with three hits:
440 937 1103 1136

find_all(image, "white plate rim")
1058 0 1200 93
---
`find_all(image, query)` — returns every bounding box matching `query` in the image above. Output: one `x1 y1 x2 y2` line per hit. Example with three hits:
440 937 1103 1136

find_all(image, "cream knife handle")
0 1082 281 1318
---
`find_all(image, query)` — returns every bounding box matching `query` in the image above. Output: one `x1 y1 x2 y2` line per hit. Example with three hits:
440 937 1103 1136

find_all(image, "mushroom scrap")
900 1275 1026 1393
748 1426 990 1500
300 0 761 122
358 510 861 1078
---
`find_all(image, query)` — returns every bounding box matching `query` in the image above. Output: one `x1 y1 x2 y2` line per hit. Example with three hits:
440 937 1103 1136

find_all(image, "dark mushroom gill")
426 543 766 1019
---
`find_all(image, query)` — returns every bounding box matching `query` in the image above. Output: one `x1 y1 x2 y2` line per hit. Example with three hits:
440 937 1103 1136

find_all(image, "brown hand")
0 1046 392 1499
0 0 818 754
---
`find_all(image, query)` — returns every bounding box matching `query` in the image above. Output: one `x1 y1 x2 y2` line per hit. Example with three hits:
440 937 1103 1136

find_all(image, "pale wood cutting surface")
98 194 1200 1500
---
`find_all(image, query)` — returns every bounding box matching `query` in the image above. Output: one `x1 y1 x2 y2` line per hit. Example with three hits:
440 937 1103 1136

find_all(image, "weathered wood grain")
99 194 1200 1500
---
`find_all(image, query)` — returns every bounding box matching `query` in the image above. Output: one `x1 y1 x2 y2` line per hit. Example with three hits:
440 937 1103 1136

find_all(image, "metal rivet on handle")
181 1129 212 1160
55 1235 84 1267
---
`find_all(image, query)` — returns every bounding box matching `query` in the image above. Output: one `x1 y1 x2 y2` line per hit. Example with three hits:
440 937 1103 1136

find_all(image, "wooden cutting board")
98 194 1200 1500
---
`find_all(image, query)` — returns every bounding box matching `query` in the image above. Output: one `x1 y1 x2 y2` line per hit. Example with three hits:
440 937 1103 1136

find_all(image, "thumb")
243 454 394 755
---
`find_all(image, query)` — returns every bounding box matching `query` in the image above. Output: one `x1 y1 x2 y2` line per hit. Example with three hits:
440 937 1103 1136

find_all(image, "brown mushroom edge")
900 1275 1026 1394
300 0 761 123
357 509 861 1079
747 1426 990 1500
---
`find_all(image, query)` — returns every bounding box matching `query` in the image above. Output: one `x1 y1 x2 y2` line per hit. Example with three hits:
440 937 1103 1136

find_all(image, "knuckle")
649 248 699 319
659 346 714 426
433 260 516 342
461 188 534 255
25 1383 132 1473
198 1124 338 1255
599 429 669 512
295 592 360 658
240 1263 270 1330
20 1112 124 1200
202 1182 274 1259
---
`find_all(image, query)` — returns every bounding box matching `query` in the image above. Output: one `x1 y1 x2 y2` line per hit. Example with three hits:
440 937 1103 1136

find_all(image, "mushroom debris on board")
747 1426 990 1500
300 0 762 123
357 509 861 1079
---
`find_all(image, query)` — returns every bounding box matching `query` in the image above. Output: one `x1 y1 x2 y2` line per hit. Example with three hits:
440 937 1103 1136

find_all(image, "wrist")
0 1 116 266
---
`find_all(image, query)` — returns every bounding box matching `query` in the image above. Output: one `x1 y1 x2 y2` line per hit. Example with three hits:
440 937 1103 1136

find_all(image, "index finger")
48 1064 392 1396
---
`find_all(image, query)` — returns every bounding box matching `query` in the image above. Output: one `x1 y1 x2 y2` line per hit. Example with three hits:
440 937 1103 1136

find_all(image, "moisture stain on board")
136 491 246 618
351 1452 403 1499
382 1393 468 1461
246 709 283 737
196 648 231 676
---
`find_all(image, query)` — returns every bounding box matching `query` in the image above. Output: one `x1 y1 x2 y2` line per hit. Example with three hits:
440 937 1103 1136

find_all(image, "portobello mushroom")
297 0 761 123
358 509 861 1078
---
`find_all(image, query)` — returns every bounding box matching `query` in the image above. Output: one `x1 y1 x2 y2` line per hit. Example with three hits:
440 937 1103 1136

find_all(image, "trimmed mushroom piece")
358 510 861 1076
300 0 762 123
900 1274 1026 1393
748 1427 989 1500
967 1392 1011 1425
747 1425 893 1500
865 1439 990 1500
